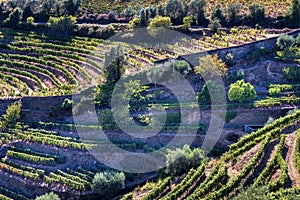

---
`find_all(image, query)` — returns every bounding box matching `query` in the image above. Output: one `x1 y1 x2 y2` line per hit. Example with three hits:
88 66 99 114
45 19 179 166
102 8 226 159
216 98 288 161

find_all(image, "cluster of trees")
0 0 80 33
127 0 300 30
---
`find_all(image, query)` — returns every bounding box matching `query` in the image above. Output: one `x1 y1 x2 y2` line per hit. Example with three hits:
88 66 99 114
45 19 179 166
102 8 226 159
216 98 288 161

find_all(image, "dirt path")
285 132 300 187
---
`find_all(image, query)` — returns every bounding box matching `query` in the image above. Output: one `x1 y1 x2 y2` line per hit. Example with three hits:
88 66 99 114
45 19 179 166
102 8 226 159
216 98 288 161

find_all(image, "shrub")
208 18 221 33
165 145 205 176
35 192 60 200
3 7 22 28
188 0 207 26
228 69 244 82
228 80 257 103
165 0 185 24
227 3 242 26
183 16 192 30
283 66 300 82
286 0 300 27
92 171 125 199
171 60 191 76
148 16 172 28
26 16 34 25
0 101 22 131
225 52 235 67
211 4 226 25
248 4 265 25
194 54 227 80
129 17 140 29
197 80 223 105
276 35 295 51
269 87 281 97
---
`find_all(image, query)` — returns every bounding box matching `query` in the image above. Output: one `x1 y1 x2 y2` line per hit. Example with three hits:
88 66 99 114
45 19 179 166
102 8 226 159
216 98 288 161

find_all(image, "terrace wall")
0 96 72 122
178 29 300 67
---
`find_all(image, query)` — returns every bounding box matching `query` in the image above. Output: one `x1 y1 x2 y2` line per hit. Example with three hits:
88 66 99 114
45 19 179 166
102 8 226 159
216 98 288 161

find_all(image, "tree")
22 3 34 21
63 0 81 16
47 16 76 33
3 7 23 28
228 80 257 103
104 44 126 83
276 34 297 60
140 8 148 27
165 145 205 176
197 80 223 105
148 16 172 29
188 0 207 26
211 4 226 26
165 0 185 24
157 4 165 16
36 192 60 200
0 101 22 131
248 3 265 25
92 171 125 200
287 0 300 27
227 3 242 26
194 54 227 80
208 18 221 33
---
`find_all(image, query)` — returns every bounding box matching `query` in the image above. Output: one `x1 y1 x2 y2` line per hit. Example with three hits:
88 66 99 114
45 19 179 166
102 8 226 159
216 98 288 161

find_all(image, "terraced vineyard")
0 124 103 199
122 110 300 199
0 29 180 97
0 28 285 98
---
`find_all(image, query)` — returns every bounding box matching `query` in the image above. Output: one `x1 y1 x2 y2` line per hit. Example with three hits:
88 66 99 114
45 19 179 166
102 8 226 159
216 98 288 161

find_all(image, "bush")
197 80 223 105
171 60 191 76
225 52 235 66
148 16 172 28
276 35 295 51
228 80 257 103
165 145 205 176
3 7 22 28
129 17 140 29
165 0 185 24
211 4 226 26
208 18 221 33
269 87 281 97
227 3 242 26
248 4 265 25
283 66 300 82
183 16 192 30
92 171 125 199
194 54 227 80
26 16 34 25
286 0 300 27
0 101 22 131
35 192 60 200
188 0 207 26
228 69 244 82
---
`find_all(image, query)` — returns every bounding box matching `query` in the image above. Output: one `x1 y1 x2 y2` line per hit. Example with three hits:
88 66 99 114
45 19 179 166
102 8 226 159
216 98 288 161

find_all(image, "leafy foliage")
92 171 125 199
0 101 21 131
228 80 257 103
194 54 227 80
